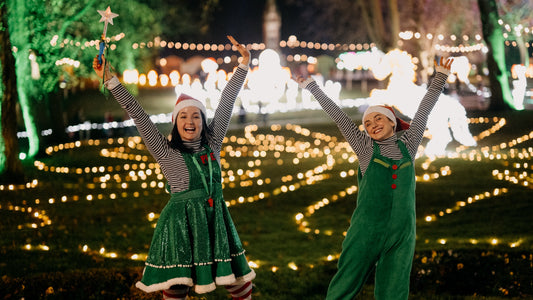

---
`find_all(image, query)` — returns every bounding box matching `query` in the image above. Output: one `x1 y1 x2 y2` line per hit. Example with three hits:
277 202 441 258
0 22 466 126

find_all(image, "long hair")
169 111 209 153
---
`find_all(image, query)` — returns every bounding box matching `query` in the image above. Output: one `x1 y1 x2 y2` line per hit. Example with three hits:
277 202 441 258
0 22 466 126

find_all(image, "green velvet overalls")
326 140 416 300
137 146 254 293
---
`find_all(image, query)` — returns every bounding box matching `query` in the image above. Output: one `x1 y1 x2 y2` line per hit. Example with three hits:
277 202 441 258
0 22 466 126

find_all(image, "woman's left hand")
228 35 250 66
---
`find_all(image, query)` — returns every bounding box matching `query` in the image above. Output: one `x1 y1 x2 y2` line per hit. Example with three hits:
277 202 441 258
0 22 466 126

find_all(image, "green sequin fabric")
136 148 255 293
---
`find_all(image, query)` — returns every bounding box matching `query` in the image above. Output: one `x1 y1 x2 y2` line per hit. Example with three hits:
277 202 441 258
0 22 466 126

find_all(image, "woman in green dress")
93 36 255 300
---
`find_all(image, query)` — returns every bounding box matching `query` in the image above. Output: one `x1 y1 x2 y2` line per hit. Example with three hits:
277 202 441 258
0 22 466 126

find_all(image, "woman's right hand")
227 35 250 66
92 55 113 81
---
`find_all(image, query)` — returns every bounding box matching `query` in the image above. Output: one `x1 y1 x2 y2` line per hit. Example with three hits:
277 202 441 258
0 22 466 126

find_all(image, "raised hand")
92 54 113 81
292 75 307 84
292 75 314 89
227 35 250 66
434 56 454 74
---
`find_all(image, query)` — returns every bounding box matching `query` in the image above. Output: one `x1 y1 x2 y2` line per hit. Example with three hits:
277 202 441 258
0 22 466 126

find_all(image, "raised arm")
92 55 172 160
294 76 372 156
207 36 250 152
401 57 453 157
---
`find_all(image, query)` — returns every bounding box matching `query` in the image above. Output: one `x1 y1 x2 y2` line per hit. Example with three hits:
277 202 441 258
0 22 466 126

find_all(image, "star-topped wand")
96 6 119 66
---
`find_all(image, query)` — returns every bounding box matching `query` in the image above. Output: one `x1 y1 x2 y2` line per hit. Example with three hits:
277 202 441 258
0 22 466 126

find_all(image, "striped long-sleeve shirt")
304 72 448 176
105 64 249 193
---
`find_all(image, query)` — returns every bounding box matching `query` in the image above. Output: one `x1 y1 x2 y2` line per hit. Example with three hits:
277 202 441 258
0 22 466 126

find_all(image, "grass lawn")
1 87 532 299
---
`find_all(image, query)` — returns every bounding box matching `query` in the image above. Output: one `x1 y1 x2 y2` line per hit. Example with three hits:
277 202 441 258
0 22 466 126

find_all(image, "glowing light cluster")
282 35 374 52
492 164 532 188
1 202 51 229
132 36 261 53
3 136 173 237
399 31 488 53
420 236 523 249
499 19 533 45
0 179 39 191
416 166 452 182
456 117 506 153
295 185 358 235
49 33 125 49
55 57 81 68
424 188 509 223
221 124 341 207
434 43 487 53
400 21 533 53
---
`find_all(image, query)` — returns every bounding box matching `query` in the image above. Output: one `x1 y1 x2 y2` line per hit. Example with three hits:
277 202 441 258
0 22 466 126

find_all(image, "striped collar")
183 139 203 153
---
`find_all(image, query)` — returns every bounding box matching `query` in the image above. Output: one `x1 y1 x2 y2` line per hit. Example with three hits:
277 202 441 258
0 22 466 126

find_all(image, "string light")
3 114 530 272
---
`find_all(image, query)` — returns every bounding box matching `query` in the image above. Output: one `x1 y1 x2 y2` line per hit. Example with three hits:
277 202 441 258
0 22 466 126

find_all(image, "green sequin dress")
136 146 255 294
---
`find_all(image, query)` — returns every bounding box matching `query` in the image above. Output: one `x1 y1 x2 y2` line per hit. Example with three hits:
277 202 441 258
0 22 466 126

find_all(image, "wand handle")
98 34 106 65
98 41 105 65
96 7 118 66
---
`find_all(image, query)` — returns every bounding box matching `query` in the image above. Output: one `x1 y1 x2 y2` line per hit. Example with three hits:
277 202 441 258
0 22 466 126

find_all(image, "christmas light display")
2 114 532 273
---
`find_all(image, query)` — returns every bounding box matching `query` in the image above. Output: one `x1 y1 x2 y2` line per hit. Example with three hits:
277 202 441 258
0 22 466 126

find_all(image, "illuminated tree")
496 0 532 67
7 0 40 158
1 0 221 180
0 2 24 181
478 0 514 110
3 0 161 159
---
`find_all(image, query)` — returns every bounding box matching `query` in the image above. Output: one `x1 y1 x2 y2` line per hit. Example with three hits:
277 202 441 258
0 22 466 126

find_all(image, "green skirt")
136 189 255 293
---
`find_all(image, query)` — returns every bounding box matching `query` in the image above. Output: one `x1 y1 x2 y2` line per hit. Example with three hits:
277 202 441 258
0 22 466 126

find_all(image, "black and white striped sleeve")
401 72 448 158
107 78 172 161
305 80 373 159
207 64 248 153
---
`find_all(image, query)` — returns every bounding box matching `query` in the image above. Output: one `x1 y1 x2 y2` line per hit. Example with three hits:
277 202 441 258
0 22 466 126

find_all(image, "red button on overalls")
391 183 397 189
392 174 398 179
392 164 398 170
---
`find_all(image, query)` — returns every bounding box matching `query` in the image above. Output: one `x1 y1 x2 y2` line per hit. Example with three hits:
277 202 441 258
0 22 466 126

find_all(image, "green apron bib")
136 146 255 294
326 140 416 300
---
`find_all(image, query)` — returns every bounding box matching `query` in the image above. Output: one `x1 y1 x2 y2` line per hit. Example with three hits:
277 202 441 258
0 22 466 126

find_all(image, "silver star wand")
97 6 119 66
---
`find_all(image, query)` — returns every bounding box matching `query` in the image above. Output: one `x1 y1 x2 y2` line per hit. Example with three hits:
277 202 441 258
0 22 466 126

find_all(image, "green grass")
1 90 532 299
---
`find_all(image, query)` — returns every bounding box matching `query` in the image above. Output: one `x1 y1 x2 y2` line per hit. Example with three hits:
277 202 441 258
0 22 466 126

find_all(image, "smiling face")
364 112 396 141
176 106 203 141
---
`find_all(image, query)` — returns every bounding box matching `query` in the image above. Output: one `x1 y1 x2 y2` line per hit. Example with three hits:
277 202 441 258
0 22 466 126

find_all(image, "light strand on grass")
3 117 531 275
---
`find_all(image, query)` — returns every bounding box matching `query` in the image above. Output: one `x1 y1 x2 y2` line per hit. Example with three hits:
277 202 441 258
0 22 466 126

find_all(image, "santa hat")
171 94 207 123
362 105 410 133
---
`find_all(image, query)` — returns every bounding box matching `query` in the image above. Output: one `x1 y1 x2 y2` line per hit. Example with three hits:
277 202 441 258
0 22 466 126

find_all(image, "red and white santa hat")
172 93 207 123
362 105 410 133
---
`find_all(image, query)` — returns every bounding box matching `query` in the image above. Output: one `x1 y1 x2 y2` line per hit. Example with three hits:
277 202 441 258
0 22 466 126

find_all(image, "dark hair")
169 111 209 153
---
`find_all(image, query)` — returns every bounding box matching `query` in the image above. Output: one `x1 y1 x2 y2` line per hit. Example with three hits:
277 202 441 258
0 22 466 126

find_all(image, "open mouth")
184 127 196 133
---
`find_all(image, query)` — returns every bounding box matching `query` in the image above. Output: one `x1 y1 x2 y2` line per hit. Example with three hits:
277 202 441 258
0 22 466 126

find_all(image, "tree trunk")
477 0 513 110
388 0 400 49
10 0 41 157
358 0 381 50
371 0 386 48
0 2 24 182
358 0 400 52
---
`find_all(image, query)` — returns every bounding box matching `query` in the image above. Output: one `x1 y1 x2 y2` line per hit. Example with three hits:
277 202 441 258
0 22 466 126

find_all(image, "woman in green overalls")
296 57 454 299
93 36 255 300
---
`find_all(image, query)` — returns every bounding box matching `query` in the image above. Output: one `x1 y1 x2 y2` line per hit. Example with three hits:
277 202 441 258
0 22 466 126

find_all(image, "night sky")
158 0 339 60
206 0 304 44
